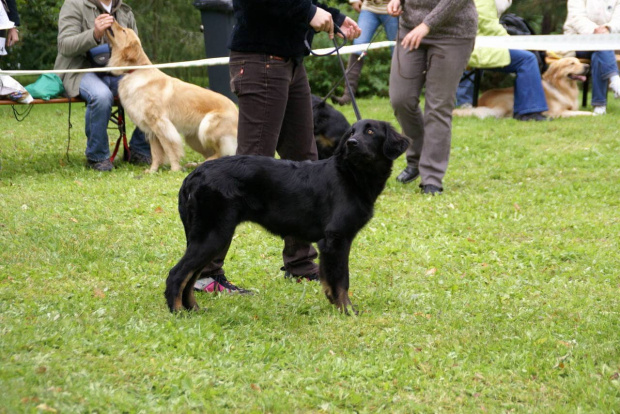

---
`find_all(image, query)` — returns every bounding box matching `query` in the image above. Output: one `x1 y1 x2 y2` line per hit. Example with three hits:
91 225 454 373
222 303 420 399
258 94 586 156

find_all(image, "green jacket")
468 0 510 68
53 0 138 97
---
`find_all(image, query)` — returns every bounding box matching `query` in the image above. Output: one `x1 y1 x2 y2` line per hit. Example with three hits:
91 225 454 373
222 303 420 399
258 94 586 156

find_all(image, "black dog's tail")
178 180 194 246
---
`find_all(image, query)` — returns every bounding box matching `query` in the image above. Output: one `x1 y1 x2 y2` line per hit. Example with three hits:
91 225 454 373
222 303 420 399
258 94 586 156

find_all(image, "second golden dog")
454 57 593 119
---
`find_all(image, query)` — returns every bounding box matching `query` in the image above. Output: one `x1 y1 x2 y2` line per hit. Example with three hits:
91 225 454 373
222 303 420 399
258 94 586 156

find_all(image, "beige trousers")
389 31 475 189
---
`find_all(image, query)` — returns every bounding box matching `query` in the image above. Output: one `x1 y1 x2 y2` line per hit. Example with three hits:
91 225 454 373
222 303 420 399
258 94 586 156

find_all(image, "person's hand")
351 1 362 13
310 7 335 39
339 16 361 40
6 27 19 47
387 0 402 16
93 13 115 42
401 23 430 50
594 25 610 34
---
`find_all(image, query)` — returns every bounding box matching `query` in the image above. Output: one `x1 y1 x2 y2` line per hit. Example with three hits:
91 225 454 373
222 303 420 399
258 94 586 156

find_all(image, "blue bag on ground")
25 73 65 100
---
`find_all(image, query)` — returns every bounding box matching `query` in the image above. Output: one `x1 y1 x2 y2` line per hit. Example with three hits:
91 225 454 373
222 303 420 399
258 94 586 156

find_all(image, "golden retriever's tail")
453 106 506 119
219 135 237 157
199 113 238 158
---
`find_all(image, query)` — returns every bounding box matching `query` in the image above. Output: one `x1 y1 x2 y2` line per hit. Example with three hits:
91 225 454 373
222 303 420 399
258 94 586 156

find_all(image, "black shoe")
194 273 253 295
396 166 420 184
87 159 114 171
514 112 549 122
283 268 319 282
129 151 152 165
421 184 443 195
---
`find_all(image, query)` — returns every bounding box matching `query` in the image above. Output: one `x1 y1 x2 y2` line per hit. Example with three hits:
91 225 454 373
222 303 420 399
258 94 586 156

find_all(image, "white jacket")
564 0 620 34
495 0 511 16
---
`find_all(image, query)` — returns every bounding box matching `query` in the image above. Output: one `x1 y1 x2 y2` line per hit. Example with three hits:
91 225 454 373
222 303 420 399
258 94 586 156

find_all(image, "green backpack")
25 73 65 100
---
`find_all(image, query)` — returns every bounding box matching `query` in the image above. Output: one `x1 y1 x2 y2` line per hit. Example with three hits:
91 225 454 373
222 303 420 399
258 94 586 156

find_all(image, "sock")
609 75 620 97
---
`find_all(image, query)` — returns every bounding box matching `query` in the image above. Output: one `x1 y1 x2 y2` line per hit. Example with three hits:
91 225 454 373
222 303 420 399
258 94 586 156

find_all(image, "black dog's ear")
382 123 410 160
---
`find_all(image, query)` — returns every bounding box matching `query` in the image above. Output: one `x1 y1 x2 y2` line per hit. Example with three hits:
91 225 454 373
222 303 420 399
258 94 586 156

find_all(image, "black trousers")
200 51 319 278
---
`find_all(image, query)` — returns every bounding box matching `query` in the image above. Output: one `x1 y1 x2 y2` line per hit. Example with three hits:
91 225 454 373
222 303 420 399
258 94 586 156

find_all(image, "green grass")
1 97 619 413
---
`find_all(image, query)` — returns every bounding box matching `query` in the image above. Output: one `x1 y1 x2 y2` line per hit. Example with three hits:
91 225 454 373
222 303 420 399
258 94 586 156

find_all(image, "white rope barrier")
474 34 620 51
2 35 620 77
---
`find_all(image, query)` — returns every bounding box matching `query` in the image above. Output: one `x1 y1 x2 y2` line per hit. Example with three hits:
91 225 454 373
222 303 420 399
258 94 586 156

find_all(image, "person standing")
388 0 477 195
1 0 20 52
54 0 151 171
331 0 398 105
193 0 361 294
564 0 620 116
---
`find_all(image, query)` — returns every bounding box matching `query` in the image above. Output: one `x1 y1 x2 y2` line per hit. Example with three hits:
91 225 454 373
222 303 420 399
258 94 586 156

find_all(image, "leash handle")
305 25 348 57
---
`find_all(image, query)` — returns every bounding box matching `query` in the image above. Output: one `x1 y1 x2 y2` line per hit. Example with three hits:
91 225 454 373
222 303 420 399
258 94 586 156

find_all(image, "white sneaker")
593 106 607 116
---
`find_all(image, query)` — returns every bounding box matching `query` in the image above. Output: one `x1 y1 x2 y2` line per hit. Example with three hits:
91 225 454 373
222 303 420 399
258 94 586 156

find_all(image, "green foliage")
1 97 620 412
2 0 61 70
511 0 567 34
130 0 206 84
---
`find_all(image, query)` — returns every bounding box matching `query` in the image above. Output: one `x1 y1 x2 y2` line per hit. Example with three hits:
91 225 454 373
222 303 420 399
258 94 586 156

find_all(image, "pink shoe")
194 274 252 294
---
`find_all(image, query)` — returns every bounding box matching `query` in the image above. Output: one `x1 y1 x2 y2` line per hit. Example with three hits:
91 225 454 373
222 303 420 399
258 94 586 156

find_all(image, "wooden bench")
0 97 130 162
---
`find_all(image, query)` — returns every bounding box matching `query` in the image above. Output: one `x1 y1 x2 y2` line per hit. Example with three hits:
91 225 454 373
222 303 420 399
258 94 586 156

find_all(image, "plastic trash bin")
193 0 236 102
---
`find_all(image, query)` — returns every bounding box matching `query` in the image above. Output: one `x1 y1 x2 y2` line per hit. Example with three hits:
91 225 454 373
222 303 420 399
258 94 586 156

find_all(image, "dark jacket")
229 0 346 58
5 0 20 26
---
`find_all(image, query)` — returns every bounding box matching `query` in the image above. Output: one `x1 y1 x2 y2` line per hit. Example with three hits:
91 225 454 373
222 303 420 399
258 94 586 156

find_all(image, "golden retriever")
453 57 593 119
106 21 238 172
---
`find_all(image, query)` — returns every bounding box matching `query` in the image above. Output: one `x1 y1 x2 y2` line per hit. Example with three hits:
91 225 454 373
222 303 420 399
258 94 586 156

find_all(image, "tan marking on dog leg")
321 279 335 304
172 271 194 312
182 273 200 311
334 288 356 315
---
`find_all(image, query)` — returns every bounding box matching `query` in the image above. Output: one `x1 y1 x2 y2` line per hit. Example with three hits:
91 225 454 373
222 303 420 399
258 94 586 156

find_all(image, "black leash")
319 26 381 105
306 25 362 122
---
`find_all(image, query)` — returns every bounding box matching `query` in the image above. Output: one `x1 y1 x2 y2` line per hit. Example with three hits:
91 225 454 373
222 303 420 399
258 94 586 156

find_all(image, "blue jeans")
456 49 548 116
352 10 398 56
576 50 619 107
456 69 477 106
79 72 150 162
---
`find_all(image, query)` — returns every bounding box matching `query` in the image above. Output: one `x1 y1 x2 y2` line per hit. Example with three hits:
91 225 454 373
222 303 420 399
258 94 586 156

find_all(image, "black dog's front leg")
317 234 356 315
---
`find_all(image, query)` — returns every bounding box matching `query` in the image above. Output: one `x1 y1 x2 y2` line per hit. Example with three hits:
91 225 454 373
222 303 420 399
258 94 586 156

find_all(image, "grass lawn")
1 96 619 413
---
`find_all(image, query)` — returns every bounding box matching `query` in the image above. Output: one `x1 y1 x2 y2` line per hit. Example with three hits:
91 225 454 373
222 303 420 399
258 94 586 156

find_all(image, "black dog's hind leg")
165 229 235 312
317 234 356 315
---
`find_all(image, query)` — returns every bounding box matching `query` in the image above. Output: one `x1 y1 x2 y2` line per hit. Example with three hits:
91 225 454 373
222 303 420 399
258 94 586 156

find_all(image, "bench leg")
582 77 589 108
108 105 130 163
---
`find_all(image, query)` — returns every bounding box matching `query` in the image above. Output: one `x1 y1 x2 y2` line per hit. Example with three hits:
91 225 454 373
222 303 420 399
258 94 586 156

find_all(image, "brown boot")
331 54 364 106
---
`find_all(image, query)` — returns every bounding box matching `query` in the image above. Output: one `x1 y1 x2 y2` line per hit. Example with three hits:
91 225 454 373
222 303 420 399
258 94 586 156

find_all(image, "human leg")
492 49 547 117
378 12 398 53
79 73 114 168
197 52 318 287
277 61 319 277
587 50 619 107
389 27 427 184
455 70 477 107
420 37 475 190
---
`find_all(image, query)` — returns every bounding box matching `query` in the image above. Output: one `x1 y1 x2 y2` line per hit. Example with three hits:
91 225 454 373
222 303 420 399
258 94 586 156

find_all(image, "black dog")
312 94 351 159
165 119 409 314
